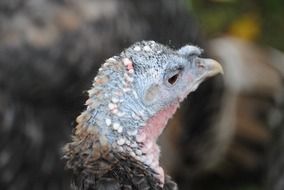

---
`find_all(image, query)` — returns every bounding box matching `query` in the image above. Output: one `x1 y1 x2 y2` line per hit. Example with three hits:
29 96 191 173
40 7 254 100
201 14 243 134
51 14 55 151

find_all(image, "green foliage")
188 0 284 51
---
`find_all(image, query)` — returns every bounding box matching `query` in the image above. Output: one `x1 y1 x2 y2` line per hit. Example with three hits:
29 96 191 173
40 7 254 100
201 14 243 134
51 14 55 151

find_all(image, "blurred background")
0 0 283 190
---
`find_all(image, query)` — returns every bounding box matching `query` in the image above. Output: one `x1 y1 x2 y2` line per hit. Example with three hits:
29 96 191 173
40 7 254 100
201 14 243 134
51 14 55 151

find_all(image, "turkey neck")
72 56 180 186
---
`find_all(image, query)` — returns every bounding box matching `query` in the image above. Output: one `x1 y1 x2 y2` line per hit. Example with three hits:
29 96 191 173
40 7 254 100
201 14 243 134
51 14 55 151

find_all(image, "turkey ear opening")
144 83 161 105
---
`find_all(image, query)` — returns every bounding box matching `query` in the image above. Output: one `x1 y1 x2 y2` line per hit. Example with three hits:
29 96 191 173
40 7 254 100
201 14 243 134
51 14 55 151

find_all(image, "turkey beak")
179 58 223 99
200 58 224 77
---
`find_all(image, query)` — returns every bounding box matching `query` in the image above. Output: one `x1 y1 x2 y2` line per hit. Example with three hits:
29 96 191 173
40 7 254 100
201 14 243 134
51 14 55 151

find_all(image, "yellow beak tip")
205 59 224 76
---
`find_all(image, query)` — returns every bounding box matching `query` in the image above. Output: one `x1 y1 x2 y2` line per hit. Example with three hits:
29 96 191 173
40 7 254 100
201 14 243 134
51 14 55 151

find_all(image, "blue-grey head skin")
123 41 223 113
76 40 223 184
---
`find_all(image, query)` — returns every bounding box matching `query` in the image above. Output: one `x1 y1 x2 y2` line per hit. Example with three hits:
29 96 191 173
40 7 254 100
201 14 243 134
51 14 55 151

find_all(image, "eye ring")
164 66 184 87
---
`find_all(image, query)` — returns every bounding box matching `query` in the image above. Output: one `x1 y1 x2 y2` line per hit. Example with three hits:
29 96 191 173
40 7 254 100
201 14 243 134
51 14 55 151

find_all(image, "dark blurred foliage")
185 3 284 189
266 54 284 190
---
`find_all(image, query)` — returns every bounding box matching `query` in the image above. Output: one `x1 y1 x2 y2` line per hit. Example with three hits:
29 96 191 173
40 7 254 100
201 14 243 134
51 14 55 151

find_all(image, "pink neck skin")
137 102 179 186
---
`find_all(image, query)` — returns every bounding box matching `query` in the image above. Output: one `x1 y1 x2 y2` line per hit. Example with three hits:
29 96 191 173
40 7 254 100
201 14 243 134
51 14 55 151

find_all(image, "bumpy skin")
63 41 223 190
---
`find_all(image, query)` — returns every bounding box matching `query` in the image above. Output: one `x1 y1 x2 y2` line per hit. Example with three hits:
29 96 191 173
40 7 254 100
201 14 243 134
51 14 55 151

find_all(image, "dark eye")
168 73 179 85
165 66 183 86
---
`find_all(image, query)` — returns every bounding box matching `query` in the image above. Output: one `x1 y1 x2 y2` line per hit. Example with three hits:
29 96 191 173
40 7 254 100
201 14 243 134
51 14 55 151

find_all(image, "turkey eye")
165 67 183 86
168 73 179 85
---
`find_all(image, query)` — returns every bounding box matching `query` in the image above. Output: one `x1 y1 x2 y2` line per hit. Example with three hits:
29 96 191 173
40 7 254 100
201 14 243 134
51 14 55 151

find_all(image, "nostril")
195 59 205 69
197 63 205 69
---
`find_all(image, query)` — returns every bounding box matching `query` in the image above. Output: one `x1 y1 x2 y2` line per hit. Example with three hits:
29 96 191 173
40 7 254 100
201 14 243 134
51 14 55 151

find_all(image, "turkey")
63 41 223 190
